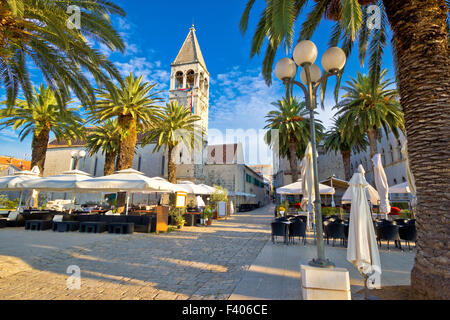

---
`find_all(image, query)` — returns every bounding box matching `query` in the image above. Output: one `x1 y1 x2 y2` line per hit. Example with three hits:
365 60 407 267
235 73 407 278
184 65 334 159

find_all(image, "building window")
393 178 398 185
93 157 98 176
398 139 403 160
389 145 394 163
186 70 195 88
138 155 142 172
161 156 165 176
175 71 183 89
402 176 407 183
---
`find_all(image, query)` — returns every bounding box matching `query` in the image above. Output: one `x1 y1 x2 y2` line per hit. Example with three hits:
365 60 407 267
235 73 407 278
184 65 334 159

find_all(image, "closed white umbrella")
347 172 382 299
402 141 417 216
342 165 380 205
300 143 315 231
300 143 315 212
372 154 391 219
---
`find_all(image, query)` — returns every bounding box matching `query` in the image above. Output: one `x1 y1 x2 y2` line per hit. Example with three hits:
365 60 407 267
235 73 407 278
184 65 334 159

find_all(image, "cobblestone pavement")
0 205 273 300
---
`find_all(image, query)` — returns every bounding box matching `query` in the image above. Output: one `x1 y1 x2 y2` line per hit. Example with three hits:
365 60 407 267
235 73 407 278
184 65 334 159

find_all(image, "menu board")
175 192 188 208
217 201 227 217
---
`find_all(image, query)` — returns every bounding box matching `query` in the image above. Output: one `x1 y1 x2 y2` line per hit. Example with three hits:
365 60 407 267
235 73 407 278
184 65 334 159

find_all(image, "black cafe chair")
327 222 346 247
271 222 288 244
399 224 417 251
289 221 307 245
377 224 401 250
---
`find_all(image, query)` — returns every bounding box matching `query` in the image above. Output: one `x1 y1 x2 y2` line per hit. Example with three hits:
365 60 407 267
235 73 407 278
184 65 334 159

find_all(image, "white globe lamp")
293 40 318 66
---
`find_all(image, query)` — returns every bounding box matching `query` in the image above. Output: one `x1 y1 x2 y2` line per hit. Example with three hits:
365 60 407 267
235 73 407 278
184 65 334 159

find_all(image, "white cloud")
114 57 170 91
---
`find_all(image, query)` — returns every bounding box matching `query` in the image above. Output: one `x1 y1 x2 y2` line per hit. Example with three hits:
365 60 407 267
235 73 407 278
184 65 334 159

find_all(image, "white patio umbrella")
19 170 92 191
342 165 380 205
177 181 211 195
75 169 174 215
300 143 315 231
199 184 216 194
19 170 93 213
276 180 335 196
402 141 417 216
372 154 391 219
389 182 411 194
300 143 315 213
0 169 40 210
347 172 382 299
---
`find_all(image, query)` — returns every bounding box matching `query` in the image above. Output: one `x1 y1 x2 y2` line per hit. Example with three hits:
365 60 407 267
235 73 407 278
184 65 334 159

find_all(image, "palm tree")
85 119 121 176
323 117 368 180
0 84 84 174
141 101 204 184
334 70 404 168
241 0 450 299
0 0 125 107
265 97 324 183
88 73 163 172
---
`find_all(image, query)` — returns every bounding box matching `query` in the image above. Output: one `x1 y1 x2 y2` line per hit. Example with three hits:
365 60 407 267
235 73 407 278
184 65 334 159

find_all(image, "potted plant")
174 211 186 229
203 206 214 226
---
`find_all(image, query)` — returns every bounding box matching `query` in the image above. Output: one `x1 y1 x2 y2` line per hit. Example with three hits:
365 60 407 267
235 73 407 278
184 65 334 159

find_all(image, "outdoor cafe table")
279 220 292 245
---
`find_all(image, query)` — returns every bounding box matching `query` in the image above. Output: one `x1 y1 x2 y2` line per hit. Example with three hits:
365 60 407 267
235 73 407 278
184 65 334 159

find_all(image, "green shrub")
322 207 341 217
0 195 19 209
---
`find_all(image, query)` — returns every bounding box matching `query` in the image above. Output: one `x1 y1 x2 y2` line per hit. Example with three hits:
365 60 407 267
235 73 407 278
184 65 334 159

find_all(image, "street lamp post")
275 40 346 269
71 150 86 170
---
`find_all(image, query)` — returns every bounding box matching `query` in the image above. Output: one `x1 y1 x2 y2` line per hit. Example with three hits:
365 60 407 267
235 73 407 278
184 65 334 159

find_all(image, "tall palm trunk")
341 149 351 181
31 127 50 176
383 0 450 299
168 144 177 184
367 128 379 176
104 151 116 176
116 114 137 208
117 114 137 170
288 137 299 183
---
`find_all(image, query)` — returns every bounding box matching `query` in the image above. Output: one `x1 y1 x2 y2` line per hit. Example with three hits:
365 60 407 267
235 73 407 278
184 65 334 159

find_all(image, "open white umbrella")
19 170 93 213
389 182 411 194
0 169 40 210
342 165 380 205
372 154 391 219
19 170 92 191
276 180 335 196
0 171 40 190
177 181 211 195
75 169 172 193
347 172 382 299
75 169 174 215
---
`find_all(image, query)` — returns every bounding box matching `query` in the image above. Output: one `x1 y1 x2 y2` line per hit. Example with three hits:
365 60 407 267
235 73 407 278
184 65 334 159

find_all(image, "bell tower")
169 25 209 182
169 25 209 137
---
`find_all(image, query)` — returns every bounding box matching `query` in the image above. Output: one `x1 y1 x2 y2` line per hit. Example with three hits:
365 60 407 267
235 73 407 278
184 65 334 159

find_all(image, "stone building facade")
272 130 409 202
43 26 269 206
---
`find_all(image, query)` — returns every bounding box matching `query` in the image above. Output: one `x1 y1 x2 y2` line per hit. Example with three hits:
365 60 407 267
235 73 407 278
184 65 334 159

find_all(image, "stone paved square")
0 206 273 300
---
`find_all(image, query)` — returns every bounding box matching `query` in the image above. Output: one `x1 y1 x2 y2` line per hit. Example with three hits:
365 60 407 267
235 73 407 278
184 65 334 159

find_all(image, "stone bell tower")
169 25 210 181
169 25 209 137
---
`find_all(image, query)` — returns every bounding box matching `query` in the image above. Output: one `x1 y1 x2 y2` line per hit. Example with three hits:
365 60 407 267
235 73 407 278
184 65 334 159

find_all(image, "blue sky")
0 0 395 165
